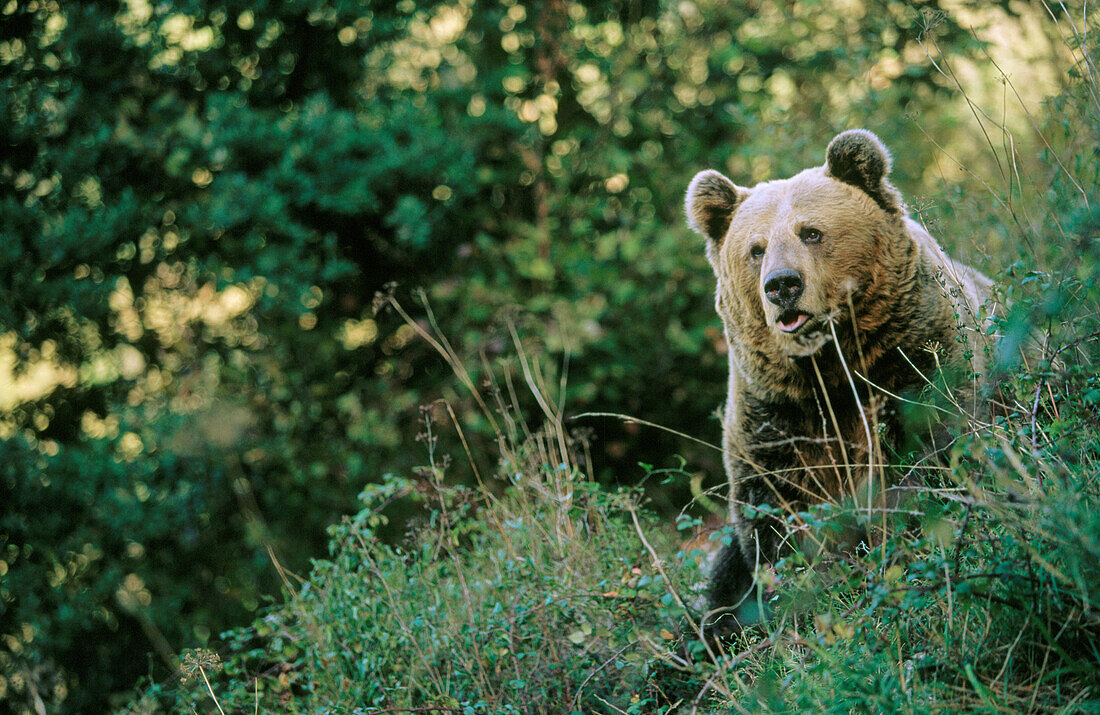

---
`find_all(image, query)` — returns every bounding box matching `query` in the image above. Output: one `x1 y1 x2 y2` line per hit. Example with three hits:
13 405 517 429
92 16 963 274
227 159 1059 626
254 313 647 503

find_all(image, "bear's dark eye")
749 244 765 260
800 227 823 244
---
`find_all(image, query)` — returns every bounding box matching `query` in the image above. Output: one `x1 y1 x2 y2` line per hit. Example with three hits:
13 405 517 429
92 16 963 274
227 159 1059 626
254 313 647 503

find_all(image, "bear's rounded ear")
685 170 746 244
825 129 903 213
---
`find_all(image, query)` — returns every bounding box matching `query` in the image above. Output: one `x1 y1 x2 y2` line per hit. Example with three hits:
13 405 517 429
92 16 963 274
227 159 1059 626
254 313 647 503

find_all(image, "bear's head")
685 130 912 366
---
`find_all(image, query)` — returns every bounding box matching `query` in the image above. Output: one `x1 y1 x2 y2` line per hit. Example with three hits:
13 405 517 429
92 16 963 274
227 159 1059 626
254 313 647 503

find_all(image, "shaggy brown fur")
684 130 993 637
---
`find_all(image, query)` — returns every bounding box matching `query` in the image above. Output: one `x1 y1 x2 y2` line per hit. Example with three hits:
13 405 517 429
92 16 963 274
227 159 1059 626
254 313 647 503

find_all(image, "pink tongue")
779 313 809 332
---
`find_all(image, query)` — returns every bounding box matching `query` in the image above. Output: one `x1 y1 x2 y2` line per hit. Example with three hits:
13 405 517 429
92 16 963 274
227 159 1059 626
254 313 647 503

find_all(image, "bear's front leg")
704 469 794 642
704 539 755 641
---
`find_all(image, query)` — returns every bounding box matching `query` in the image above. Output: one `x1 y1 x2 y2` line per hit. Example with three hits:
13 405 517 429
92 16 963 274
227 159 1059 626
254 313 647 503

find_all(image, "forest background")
2 0 1098 712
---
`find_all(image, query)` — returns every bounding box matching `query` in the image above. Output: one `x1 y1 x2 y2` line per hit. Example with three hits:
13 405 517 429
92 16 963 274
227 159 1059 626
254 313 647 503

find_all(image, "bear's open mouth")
777 310 811 333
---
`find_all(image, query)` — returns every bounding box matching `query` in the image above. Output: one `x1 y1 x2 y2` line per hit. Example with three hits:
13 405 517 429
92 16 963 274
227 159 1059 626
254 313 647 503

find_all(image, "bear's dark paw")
707 542 756 610
701 609 745 653
671 614 740 664
676 604 764 663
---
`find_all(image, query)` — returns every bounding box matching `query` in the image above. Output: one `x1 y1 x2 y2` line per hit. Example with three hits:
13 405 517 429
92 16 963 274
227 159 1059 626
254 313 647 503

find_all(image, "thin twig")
572 411 723 452
198 664 227 715
627 507 724 668
570 643 634 710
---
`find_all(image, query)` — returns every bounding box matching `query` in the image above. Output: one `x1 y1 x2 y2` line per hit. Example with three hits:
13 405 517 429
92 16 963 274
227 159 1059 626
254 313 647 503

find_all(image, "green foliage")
279 478 685 711
1 0 1097 711
138 361 1100 713
133 392 713 712
1 435 253 710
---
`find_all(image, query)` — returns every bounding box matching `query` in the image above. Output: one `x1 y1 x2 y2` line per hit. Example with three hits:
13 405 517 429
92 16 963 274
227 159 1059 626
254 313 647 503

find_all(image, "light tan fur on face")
686 138 991 403
715 168 899 359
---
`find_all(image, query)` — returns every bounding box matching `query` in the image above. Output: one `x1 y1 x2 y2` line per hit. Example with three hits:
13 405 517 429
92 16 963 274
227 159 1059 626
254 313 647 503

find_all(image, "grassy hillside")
2 2 1095 713
132 316 1100 713
124 10 1100 715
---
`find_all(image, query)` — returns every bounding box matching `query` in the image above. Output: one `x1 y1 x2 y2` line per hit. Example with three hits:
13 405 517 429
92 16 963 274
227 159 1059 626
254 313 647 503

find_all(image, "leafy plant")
3 0 1098 711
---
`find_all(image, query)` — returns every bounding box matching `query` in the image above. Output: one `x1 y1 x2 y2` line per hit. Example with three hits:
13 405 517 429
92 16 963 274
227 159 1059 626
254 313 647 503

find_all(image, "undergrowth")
126 304 1100 713
127 11 1100 715
128 323 720 713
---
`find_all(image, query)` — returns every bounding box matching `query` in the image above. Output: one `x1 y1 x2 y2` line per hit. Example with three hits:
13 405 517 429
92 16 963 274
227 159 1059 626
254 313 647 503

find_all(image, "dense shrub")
2 0 1097 711
134 346 1100 712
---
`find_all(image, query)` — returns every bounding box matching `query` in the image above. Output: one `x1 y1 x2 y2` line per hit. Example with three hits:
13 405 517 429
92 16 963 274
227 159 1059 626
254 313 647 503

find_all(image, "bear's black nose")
764 269 804 307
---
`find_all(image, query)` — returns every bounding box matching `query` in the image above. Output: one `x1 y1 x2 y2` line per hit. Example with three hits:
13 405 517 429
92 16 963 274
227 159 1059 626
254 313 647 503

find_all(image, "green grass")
127 320 1100 713
127 22 1100 715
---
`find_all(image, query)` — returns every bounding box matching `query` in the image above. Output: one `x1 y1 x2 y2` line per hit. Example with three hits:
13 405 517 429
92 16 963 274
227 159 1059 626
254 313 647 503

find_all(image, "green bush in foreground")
129 379 713 712
128 335 1100 713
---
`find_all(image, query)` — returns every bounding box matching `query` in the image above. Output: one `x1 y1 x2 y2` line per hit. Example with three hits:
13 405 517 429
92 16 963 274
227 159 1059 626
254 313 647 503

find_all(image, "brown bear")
684 129 993 637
